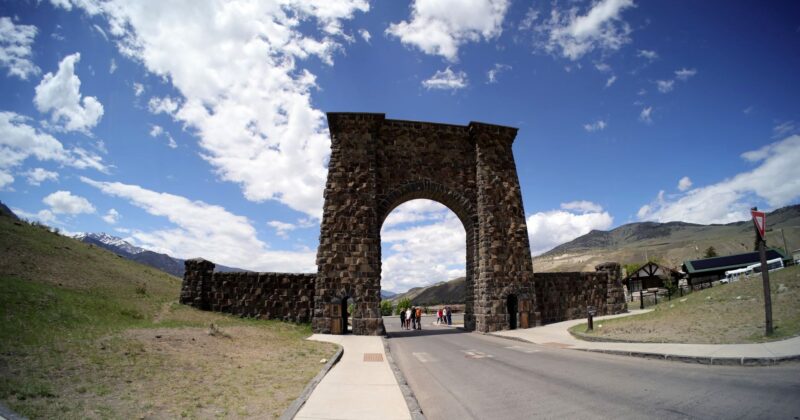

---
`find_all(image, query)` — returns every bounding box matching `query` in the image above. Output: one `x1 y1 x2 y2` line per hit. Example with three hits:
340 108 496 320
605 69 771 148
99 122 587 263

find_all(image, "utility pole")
752 207 773 336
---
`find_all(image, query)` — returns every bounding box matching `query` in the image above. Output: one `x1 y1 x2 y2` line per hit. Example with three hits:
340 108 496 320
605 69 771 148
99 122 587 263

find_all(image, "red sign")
751 210 766 240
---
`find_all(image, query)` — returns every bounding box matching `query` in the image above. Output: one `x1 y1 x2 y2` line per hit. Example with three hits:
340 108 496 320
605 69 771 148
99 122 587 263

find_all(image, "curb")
279 346 344 420
576 348 800 366
0 401 26 420
383 336 426 420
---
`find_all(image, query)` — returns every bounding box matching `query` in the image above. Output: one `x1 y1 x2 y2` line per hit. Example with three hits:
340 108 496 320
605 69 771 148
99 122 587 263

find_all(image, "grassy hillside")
390 277 465 305
0 215 335 419
570 265 800 344
534 205 800 272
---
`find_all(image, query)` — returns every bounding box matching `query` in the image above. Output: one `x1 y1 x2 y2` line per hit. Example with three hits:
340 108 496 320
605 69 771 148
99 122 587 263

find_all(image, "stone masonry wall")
180 259 315 323
533 263 627 325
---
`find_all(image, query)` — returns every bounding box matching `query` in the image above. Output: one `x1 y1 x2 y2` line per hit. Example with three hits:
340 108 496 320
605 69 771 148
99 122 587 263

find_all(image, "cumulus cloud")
34 53 104 133
267 220 297 239
528 0 635 61
656 79 674 93
637 135 800 224
81 176 316 271
147 96 179 115
677 176 692 192
358 28 371 43
583 120 607 132
486 63 511 84
422 67 468 90
43 190 96 215
102 208 120 224
60 0 369 219
637 49 658 61
381 200 466 292
527 201 613 255
639 106 652 123
24 167 59 186
386 0 509 61
0 170 13 189
0 111 107 175
674 67 696 81
0 17 41 80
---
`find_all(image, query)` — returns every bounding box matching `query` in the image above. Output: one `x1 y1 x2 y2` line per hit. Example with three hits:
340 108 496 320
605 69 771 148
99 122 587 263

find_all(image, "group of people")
399 306 424 330
437 306 453 326
398 306 453 330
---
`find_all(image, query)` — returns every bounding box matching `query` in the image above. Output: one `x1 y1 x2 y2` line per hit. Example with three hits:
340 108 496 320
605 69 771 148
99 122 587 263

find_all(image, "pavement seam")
280 346 345 420
382 335 426 420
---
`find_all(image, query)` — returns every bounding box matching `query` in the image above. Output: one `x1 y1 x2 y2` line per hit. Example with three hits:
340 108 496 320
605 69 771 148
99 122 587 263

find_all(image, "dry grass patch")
571 265 800 344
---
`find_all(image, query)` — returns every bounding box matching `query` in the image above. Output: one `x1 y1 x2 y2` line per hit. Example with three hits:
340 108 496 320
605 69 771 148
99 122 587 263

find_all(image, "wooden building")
623 262 681 294
682 248 791 286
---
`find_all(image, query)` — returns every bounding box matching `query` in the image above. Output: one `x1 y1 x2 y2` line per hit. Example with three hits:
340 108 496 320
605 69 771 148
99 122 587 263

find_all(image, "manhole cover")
363 353 383 362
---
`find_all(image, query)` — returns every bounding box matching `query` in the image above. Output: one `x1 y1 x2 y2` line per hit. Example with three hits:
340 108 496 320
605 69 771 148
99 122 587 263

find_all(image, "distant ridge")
389 277 466 305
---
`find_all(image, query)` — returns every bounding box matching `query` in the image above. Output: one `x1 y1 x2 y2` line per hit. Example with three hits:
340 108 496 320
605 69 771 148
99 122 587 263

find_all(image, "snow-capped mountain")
73 232 146 256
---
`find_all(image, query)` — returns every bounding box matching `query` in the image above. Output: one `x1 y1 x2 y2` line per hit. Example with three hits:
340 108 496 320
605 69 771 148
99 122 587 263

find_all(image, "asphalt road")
384 315 800 420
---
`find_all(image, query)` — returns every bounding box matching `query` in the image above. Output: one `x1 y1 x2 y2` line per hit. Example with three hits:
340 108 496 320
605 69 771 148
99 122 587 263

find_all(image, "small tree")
703 246 718 258
395 297 412 315
380 300 393 316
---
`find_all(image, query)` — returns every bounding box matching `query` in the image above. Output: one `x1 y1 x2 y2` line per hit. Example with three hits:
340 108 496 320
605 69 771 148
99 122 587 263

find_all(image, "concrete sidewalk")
493 310 800 365
294 334 412 420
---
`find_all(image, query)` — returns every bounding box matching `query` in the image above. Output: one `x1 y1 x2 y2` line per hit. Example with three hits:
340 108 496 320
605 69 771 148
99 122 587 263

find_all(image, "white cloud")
0 17 41 80
605 74 616 87
102 208 120 224
13 207 58 225
594 62 611 72
0 170 13 189
527 203 613 255
486 63 511 84
149 124 163 137
63 0 369 219
0 111 107 173
637 49 658 61
674 67 696 81
43 190 96 215
639 106 652 123
34 53 104 132
386 0 509 61
638 135 800 224
148 124 177 148
423 67 468 90
109 57 117 74
743 106 754 115
147 96 180 115
24 167 59 186
358 28 370 43
381 201 466 292
133 82 144 96
772 120 796 138
656 79 674 93
583 120 607 132
81 176 316 271
529 0 635 61
267 220 296 238
561 200 604 213
677 176 692 192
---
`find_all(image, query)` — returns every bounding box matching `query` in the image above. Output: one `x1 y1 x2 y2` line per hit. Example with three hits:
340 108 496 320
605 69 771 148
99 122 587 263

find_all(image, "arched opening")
341 297 353 334
379 198 468 333
507 294 518 330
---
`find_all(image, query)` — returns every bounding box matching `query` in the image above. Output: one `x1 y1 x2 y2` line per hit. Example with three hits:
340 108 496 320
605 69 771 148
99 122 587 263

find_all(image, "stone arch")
313 113 537 335
376 182 479 331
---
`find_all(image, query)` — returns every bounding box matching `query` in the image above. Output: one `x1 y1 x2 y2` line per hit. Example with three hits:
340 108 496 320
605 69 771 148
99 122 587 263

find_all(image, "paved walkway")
295 334 411 420
493 310 800 364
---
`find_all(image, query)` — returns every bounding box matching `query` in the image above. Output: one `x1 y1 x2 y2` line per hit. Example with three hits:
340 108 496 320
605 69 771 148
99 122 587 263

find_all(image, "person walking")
409 306 416 330
399 307 406 329
437 308 443 325
415 307 423 330
446 306 452 326
405 307 412 330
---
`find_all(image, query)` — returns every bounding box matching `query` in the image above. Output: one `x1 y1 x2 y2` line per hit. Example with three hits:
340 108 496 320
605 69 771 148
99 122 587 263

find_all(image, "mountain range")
74 232 245 277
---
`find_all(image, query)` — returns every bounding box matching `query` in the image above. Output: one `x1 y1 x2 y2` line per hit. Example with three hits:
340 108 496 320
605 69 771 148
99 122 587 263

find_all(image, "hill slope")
0 214 334 418
390 277 466 305
534 205 800 272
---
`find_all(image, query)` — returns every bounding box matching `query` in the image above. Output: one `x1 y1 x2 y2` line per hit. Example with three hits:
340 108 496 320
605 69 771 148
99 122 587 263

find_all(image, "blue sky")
1 0 799 292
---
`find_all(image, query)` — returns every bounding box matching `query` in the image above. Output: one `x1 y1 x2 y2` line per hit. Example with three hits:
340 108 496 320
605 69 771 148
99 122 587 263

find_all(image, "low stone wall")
179 258 315 323
533 262 627 325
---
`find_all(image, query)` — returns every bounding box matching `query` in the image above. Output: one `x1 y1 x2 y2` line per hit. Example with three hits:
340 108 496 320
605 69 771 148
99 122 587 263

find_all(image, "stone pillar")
596 262 627 315
471 122 537 332
314 113 385 335
181 258 215 310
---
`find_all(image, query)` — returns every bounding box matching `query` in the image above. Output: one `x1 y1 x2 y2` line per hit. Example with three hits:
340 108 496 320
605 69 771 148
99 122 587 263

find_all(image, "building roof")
623 261 680 282
683 248 790 275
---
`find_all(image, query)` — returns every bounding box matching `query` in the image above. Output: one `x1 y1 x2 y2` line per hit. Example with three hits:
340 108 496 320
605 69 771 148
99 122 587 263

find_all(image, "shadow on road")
386 327 467 338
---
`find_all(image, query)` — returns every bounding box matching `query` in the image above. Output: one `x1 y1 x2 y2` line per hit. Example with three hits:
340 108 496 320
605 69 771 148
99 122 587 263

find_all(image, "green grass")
0 216 336 419
570 264 800 344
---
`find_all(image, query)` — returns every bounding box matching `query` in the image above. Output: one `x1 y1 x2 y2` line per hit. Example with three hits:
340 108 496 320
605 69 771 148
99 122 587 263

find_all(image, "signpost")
587 306 596 331
752 207 773 335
